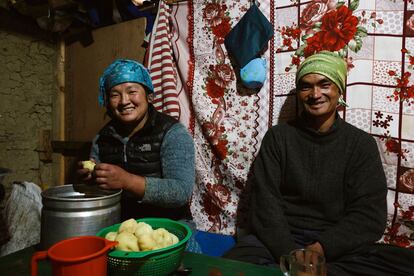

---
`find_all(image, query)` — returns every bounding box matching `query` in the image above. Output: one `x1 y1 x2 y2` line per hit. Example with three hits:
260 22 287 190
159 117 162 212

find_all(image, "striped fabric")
148 0 180 119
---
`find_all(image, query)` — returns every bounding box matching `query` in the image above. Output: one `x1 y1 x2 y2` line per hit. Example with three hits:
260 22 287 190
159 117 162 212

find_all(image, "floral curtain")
149 0 414 248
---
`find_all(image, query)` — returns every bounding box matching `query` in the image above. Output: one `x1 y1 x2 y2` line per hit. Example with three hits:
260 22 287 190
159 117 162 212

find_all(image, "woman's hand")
77 160 93 182
94 163 132 190
94 163 146 197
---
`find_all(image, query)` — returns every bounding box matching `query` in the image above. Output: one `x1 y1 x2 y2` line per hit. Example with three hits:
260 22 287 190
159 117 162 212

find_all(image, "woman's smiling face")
107 82 150 126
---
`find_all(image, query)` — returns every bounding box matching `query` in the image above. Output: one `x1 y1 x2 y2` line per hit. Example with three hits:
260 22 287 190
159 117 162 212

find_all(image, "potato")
118 218 138 234
109 218 180 252
170 233 179 245
137 233 157 251
115 232 139 252
105 231 118 241
134 222 153 238
82 160 96 171
152 228 174 248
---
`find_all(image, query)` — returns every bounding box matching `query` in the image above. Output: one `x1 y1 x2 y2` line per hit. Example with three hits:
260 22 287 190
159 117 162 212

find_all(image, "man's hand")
282 247 326 276
306 242 324 257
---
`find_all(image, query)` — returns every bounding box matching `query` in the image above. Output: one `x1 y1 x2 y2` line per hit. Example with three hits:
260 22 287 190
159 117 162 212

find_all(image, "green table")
0 246 282 276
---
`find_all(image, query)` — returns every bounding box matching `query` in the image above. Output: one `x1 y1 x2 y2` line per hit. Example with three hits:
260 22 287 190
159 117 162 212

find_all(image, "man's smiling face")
297 73 340 119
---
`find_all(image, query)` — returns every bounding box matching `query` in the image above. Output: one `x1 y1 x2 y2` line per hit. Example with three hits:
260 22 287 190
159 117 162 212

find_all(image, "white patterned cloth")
148 0 414 248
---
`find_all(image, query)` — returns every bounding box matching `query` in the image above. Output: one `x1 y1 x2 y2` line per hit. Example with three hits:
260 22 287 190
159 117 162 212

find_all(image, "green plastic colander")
96 218 192 276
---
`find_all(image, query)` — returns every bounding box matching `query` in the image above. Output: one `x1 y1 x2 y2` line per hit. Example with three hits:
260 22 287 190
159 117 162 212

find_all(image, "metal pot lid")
42 184 122 201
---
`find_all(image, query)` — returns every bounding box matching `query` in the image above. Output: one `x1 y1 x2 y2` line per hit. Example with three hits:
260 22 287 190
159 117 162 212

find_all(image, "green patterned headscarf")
296 51 348 106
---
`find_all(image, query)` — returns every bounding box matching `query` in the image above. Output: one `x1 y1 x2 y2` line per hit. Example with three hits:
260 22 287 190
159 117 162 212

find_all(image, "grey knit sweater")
249 115 387 261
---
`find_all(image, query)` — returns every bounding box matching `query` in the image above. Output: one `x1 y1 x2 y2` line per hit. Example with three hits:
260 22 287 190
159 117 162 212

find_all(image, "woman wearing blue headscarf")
77 59 195 222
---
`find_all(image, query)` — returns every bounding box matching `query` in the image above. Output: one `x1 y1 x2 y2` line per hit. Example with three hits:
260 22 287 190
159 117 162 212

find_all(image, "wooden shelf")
51 140 91 156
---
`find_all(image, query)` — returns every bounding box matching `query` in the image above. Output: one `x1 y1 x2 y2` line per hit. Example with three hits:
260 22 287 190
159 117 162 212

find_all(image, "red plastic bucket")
31 236 117 276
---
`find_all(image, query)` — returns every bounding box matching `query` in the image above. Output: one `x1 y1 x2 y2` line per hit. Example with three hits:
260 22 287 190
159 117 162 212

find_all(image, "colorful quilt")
148 0 414 248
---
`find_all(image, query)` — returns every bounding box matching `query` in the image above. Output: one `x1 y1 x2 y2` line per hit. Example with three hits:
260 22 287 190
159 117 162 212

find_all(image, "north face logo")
138 144 151 151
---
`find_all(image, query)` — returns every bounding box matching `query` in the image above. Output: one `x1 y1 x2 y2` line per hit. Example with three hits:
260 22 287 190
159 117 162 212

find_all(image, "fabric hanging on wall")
151 0 272 235
147 1 181 119
224 4 274 68
147 0 194 127
149 0 414 249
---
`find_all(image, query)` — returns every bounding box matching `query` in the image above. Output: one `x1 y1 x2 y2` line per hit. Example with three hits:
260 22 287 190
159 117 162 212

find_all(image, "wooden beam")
52 40 66 185
51 141 92 156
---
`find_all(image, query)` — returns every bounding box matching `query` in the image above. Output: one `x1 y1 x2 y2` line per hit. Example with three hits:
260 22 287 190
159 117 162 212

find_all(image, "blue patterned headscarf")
98 59 154 106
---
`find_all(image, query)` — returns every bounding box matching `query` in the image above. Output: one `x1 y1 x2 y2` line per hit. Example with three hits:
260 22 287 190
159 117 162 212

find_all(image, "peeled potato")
107 218 180 252
134 222 153 238
118 218 138 234
137 233 157 251
152 228 173 248
105 231 118 241
170 233 179 245
82 160 96 171
115 232 139 252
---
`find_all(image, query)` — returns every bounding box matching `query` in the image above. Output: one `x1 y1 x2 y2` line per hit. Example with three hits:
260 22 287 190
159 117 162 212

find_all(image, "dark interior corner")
0 0 160 46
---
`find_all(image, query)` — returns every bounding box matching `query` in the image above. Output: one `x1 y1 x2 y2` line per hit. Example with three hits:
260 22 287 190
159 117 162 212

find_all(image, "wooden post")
52 39 66 186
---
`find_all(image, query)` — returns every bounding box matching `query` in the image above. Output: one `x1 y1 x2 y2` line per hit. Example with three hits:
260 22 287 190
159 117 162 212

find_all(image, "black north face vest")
96 105 189 220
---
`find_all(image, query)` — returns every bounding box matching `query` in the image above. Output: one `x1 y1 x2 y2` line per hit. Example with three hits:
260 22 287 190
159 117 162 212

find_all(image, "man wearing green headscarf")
225 52 413 275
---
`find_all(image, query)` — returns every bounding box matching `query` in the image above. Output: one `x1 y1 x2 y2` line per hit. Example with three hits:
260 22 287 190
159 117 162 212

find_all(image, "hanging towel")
147 0 180 119
224 4 274 68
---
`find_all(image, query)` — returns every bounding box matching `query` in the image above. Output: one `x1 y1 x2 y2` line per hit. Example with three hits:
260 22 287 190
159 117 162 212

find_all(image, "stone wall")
0 30 56 194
